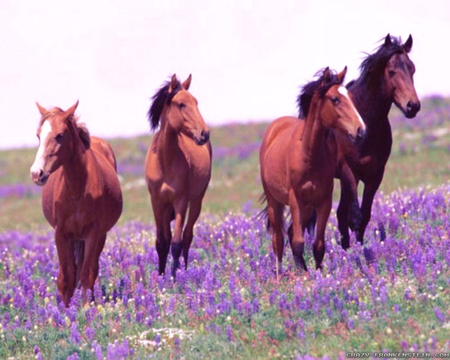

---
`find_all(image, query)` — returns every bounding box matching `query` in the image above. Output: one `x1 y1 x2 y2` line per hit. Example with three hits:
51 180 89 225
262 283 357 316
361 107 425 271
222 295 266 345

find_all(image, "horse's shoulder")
150 132 161 153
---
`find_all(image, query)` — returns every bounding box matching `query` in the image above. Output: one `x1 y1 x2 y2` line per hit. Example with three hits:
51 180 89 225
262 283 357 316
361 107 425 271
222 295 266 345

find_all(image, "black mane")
147 77 181 131
296 68 341 118
348 35 407 88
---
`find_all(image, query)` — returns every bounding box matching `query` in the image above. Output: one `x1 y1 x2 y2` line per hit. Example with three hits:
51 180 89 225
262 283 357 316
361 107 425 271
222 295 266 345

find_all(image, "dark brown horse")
260 67 365 275
145 74 212 278
332 34 420 249
30 101 123 307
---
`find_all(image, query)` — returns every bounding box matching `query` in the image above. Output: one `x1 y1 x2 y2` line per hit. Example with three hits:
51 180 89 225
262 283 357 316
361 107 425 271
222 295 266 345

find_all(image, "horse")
260 67 365 276
329 34 420 249
30 101 123 307
145 74 212 278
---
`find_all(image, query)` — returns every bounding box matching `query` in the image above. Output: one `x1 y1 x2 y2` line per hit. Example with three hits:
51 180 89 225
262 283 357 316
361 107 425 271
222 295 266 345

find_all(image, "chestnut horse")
145 74 212 278
326 34 420 249
260 67 365 275
30 101 123 307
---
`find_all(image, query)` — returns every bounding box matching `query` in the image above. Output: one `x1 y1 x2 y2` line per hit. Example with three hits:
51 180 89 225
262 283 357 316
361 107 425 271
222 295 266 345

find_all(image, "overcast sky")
1 0 449 149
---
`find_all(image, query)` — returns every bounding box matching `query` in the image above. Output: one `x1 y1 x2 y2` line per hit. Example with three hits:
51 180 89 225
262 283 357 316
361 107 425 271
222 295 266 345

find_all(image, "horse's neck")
158 122 185 166
301 102 327 160
61 141 89 194
350 76 392 127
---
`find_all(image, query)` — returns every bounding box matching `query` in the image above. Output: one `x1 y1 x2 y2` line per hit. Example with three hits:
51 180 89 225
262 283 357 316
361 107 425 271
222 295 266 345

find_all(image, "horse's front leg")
171 197 189 279
357 172 383 244
289 190 308 272
55 228 77 307
312 197 332 270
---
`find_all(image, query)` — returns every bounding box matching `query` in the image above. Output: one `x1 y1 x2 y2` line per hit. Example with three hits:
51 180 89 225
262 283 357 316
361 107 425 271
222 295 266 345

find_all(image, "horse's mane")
297 68 342 118
349 35 407 87
147 77 181 132
38 107 90 149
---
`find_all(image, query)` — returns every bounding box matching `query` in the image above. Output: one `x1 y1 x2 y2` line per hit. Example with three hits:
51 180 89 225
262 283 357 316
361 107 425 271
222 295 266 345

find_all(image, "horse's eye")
331 97 340 105
55 133 64 141
388 70 396 78
178 103 186 109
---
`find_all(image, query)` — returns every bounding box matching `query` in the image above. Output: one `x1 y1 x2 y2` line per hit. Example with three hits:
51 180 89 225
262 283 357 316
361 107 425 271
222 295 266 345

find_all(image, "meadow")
0 95 450 359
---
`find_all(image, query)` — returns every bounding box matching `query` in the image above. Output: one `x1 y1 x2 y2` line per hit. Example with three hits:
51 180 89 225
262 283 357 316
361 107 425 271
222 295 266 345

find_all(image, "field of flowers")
1 96 450 359
1 183 450 359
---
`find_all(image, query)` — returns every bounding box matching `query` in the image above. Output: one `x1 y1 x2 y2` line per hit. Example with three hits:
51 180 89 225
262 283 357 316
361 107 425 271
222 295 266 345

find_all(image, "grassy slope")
1 96 449 231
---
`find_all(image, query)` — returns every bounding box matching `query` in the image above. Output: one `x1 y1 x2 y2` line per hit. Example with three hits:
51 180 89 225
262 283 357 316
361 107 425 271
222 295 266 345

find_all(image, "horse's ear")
336 66 347 85
321 67 332 86
65 100 79 119
36 102 47 116
384 33 392 46
168 74 179 93
403 35 413 53
181 74 192 90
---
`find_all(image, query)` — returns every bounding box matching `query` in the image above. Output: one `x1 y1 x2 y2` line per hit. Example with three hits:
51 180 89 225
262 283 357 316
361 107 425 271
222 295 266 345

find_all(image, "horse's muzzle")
30 169 50 186
349 126 365 144
195 130 210 146
404 100 421 118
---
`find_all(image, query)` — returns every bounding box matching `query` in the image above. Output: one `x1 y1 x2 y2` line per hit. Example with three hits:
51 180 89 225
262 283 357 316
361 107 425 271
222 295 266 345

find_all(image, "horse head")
30 101 89 185
148 74 209 145
317 67 366 142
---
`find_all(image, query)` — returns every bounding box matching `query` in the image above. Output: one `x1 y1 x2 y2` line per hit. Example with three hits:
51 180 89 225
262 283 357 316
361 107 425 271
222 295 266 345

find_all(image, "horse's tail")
256 193 272 232
74 240 85 287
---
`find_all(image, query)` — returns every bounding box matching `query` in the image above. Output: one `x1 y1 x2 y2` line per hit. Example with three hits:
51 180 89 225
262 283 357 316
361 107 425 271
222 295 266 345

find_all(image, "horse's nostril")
356 127 365 141
201 130 209 142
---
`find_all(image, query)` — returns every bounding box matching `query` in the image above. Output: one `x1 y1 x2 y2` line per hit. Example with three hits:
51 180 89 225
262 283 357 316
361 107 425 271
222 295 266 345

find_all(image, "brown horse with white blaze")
145 74 212 278
260 67 365 275
30 101 123 307
304 35 420 250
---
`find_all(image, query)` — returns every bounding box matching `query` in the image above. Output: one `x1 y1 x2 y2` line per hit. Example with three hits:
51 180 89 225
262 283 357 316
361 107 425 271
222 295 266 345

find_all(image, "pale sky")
1 0 449 149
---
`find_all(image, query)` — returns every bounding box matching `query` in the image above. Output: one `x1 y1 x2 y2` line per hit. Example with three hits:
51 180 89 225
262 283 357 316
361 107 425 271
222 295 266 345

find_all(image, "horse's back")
91 136 118 172
89 138 123 229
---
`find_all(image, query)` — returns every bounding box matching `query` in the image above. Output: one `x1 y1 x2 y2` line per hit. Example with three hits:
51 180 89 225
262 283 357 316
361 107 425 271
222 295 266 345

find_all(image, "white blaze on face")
30 120 52 181
338 86 366 130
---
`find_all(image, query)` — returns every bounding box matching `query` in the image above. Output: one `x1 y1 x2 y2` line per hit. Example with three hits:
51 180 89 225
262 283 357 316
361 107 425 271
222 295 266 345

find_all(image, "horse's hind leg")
55 230 77 307
266 196 285 277
74 240 85 289
80 233 107 305
182 195 204 270
171 197 189 278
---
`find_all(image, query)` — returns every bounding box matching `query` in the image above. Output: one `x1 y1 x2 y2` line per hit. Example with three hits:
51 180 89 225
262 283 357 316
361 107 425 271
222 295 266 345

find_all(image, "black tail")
306 210 317 236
